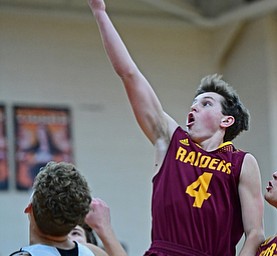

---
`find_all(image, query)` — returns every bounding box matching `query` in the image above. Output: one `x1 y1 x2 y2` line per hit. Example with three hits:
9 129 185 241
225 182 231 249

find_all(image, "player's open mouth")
187 113 195 127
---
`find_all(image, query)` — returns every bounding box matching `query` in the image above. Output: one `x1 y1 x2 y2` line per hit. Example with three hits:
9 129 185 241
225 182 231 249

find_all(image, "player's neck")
29 220 74 249
30 232 74 249
196 135 224 152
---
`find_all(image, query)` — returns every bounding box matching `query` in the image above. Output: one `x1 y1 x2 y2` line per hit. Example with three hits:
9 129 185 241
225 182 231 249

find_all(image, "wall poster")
14 105 73 190
0 105 8 190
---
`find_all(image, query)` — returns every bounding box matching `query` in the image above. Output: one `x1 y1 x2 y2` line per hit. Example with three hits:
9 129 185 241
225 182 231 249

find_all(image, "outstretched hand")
88 0 106 13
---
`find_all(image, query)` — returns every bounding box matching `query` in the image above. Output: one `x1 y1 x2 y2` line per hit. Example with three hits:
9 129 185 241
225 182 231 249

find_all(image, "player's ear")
24 203 32 214
220 116 235 128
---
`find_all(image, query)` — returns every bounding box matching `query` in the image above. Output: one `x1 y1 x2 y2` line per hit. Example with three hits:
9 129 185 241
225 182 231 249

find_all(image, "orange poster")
0 105 8 190
14 106 73 190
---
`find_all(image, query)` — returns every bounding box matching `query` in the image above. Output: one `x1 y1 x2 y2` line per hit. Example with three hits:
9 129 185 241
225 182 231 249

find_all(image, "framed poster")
14 105 73 190
0 105 8 190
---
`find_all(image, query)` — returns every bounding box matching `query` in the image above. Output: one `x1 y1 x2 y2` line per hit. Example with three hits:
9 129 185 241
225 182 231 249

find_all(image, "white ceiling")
1 0 277 28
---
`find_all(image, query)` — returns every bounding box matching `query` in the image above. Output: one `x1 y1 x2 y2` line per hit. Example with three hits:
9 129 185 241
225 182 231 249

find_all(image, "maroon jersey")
256 236 277 256
144 126 246 256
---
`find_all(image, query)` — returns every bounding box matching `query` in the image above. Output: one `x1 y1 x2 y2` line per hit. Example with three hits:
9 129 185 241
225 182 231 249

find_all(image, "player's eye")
203 100 212 107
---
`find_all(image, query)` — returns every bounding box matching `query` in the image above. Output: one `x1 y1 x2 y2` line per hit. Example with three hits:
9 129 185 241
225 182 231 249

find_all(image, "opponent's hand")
85 198 112 235
86 198 128 256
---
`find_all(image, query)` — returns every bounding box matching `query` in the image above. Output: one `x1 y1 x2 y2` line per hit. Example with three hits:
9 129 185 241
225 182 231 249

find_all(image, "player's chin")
265 193 277 206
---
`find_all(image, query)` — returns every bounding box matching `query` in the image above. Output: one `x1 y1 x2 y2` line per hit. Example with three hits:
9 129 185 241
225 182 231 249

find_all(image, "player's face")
264 171 277 208
68 225 87 244
186 92 226 143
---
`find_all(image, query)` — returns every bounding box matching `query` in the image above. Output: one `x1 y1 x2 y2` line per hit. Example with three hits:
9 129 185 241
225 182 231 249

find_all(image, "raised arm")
87 0 178 145
238 154 265 255
85 198 128 256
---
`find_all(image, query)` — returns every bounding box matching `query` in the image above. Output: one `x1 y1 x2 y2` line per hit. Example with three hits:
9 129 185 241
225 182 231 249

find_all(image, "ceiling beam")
139 0 277 28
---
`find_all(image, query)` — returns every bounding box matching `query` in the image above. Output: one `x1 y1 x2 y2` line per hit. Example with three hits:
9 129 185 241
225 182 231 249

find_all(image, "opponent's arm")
238 153 265 256
85 198 128 256
88 0 178 145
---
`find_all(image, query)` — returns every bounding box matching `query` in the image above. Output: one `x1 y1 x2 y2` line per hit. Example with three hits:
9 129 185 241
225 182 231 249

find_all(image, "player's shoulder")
240 153 261 183
242 153 259 169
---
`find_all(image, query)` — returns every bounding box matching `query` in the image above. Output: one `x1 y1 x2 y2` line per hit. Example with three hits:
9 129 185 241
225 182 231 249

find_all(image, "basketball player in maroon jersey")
256 171 277 256
88 0 265 255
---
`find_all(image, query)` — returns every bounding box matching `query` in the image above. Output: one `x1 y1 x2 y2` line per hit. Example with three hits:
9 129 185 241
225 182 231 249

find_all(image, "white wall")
265 14 277 236
0 8 276 256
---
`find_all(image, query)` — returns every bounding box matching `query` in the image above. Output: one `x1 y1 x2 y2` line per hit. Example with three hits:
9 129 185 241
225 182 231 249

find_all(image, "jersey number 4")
185 172 212 208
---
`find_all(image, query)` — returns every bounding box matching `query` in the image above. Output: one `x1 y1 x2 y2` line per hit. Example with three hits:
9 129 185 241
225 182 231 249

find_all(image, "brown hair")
32 161 92 236
195 74 250 142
